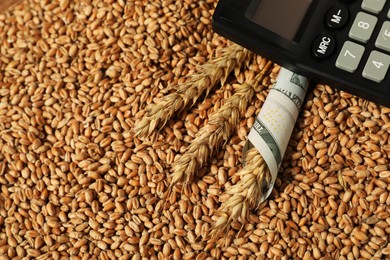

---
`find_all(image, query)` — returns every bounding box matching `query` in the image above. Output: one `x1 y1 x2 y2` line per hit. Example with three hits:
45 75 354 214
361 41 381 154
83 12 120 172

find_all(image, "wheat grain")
134 44 253 139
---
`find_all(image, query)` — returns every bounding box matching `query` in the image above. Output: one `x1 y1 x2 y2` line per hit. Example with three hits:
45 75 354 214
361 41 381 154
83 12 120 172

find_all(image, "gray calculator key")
363 51 390 83
376 21 390 52
362 0 386 14
349 12 378 43
336 41 365 73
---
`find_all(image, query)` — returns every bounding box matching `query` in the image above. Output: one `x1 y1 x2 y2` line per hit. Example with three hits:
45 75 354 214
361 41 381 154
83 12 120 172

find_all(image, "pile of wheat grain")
0 0 389 259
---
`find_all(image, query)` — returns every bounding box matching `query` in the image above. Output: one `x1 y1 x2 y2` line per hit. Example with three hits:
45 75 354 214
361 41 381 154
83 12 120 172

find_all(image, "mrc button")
312 34 336 58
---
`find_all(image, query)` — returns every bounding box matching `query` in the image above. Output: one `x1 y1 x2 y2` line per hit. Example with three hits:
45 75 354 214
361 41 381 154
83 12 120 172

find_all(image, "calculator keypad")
335 0 390 83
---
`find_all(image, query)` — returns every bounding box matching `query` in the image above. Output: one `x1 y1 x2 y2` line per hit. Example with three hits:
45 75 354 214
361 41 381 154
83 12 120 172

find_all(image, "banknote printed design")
252 118 281 168
247 68 309 202
290 73 306 90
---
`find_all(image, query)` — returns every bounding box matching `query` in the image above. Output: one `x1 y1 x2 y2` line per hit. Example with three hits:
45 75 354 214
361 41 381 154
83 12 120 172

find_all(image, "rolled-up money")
247 68 309 202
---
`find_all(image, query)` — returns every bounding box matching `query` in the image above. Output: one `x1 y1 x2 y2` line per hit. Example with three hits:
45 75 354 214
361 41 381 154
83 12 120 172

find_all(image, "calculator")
213 0 390 107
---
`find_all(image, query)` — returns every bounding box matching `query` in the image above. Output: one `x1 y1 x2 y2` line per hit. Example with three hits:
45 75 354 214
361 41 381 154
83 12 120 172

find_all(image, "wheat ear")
210 146 271 239
169 61 273 189
134 44 253 139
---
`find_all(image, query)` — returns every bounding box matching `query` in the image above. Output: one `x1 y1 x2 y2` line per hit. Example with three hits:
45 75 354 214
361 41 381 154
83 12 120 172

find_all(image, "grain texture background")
0 0 389 259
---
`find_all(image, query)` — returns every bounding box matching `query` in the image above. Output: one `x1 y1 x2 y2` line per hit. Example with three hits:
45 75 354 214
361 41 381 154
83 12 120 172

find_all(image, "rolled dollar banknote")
246 67 309 202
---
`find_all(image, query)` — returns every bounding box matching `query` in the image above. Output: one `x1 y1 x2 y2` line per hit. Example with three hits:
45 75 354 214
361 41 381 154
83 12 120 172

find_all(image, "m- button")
326 6 349 29
312 34 336 58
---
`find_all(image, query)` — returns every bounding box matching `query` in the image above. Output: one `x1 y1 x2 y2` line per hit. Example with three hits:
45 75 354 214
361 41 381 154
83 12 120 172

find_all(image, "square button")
362 0 386 14
362 51 390 83
376 21 390 52
336 41 365 73
349 12 378 43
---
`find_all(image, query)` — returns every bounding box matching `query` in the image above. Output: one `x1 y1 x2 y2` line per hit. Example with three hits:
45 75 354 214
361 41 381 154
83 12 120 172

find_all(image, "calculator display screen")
248 0 313 40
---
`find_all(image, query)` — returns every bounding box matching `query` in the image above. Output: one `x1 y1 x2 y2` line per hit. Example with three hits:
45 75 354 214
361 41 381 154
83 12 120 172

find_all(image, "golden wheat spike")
210 146 271 240
169 61 273 190
134 44 253 139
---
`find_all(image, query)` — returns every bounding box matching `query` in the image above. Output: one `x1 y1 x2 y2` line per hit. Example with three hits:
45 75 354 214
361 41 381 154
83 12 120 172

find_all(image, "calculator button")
349 12 378 43
336 41 365 72
362 51 390 82
312 34 336 58
326 6 349 29
362 0 386 14
376 21 390 52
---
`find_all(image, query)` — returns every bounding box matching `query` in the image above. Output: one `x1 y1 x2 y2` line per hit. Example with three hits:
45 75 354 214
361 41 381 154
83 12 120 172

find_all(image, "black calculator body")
213 0 390 107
